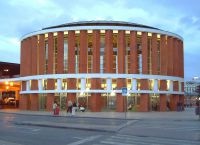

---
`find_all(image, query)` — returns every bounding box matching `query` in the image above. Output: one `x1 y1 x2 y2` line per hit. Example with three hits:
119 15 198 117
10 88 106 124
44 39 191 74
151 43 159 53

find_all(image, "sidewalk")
0 107 198 120
0 108 199 132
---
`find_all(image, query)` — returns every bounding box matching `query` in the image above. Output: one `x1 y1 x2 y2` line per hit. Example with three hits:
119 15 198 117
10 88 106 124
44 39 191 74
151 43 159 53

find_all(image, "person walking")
67 100 72 115
72 102 77 116
52 101 57 115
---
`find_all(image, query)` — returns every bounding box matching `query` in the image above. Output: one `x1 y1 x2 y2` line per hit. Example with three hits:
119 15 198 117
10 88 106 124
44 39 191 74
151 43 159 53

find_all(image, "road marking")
7 125 41 134
99 134 200 145
0 139 22 145
73 137 84 140
68 135 102 145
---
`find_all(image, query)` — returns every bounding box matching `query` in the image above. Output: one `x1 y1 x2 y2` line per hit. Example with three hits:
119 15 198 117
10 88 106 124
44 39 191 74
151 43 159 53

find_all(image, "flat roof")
0 62 20 78
42 20 160 30
21 20 183 40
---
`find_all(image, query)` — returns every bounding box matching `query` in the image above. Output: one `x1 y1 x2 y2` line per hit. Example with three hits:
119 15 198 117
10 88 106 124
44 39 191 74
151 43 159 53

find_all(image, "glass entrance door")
150 94 160 111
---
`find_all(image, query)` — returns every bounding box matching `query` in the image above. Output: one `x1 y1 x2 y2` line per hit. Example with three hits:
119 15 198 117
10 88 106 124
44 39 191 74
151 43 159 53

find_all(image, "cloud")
0 36 20 63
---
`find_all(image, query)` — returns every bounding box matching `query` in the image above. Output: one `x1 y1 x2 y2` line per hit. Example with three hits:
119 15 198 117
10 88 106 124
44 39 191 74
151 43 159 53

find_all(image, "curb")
14 121 118 133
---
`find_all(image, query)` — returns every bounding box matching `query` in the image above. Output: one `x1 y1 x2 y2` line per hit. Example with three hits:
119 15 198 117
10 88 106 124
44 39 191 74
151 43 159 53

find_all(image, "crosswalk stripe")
68 135 102 145
97 134 200 145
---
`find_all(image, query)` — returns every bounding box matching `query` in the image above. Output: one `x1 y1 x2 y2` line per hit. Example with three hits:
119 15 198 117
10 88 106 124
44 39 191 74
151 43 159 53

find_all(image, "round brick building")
19 21 184 112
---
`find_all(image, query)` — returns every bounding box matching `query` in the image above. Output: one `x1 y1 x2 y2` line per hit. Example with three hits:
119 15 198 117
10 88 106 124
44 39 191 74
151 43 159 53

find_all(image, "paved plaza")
0 108 200 145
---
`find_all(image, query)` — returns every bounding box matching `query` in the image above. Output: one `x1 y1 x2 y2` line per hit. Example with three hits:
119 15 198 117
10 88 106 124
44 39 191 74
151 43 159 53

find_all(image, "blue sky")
0 0 199 81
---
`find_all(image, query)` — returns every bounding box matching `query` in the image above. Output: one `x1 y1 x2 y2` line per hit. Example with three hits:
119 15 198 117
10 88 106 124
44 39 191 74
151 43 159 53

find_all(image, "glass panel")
64 37 68 73
100 35 105 73
39 94 46 110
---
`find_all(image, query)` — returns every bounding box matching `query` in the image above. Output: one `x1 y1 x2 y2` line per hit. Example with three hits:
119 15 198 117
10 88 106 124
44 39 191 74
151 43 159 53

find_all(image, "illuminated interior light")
137 32 142 35
53 32 57 36
86 84 91 88
75 30 80 34
113 30 118 33
127 84 131 90
80 91 84 96
157 34 160 38
125 30 130 34
64 31 68 35
112 84 116 89
10 82 14 86
110 91 116 96
4 69 9 72
45 34 48 38
5 81 9 85
148 33 152 36
6 86 9 90
87 30 93 33
100 30 105 33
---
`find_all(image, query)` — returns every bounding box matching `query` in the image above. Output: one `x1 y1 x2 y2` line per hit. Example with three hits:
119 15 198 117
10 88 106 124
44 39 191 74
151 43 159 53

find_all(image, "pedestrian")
72 102 77 116
67 100 72 115
52 101 57 115
167 101 170 111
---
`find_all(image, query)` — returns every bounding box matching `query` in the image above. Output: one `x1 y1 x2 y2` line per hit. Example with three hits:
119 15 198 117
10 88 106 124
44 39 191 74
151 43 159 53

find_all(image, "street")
0 109 200 145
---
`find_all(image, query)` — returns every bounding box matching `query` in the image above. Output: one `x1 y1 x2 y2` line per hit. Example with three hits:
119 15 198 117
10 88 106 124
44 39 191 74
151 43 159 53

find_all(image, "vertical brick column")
179 95 185 110
140 79 149 111
130 31 137 74
140 32 149 112
160 35 167 75
105 30 113 73
79 30 87 73
19 94 29 110
30 36 39 110
159 35 167 111
116 30 126 112
38 34 45 75
46 79 55 111
178 40 184 78
26 38 32 76
180 41 184 78
57 31 64 74
173 38 178 77
90 30 102 112
30 80 39 110
19 41 26 110
67 31 76 103
160 80 167 111
20 80 28 109
20 39 31 110
173 81 179 92
46 32 55 111
31 36 37 75
177 40 180 77
142 32 148 74
47 32 54 74
167 37 173 76
170 95 179 111
20 40 25 76
151 33 158 75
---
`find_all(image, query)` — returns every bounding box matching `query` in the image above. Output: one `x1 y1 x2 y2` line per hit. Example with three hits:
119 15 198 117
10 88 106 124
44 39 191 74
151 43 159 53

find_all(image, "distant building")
184 81 200 106
0 62 20 108
1 21 184 112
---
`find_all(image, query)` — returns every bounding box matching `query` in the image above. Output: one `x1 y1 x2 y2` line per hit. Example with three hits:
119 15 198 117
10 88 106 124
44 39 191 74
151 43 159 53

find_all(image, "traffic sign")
122 87 127 96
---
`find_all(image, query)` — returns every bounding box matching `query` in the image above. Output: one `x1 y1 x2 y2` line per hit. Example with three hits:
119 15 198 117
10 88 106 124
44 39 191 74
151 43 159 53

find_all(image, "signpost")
122 87 127 120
